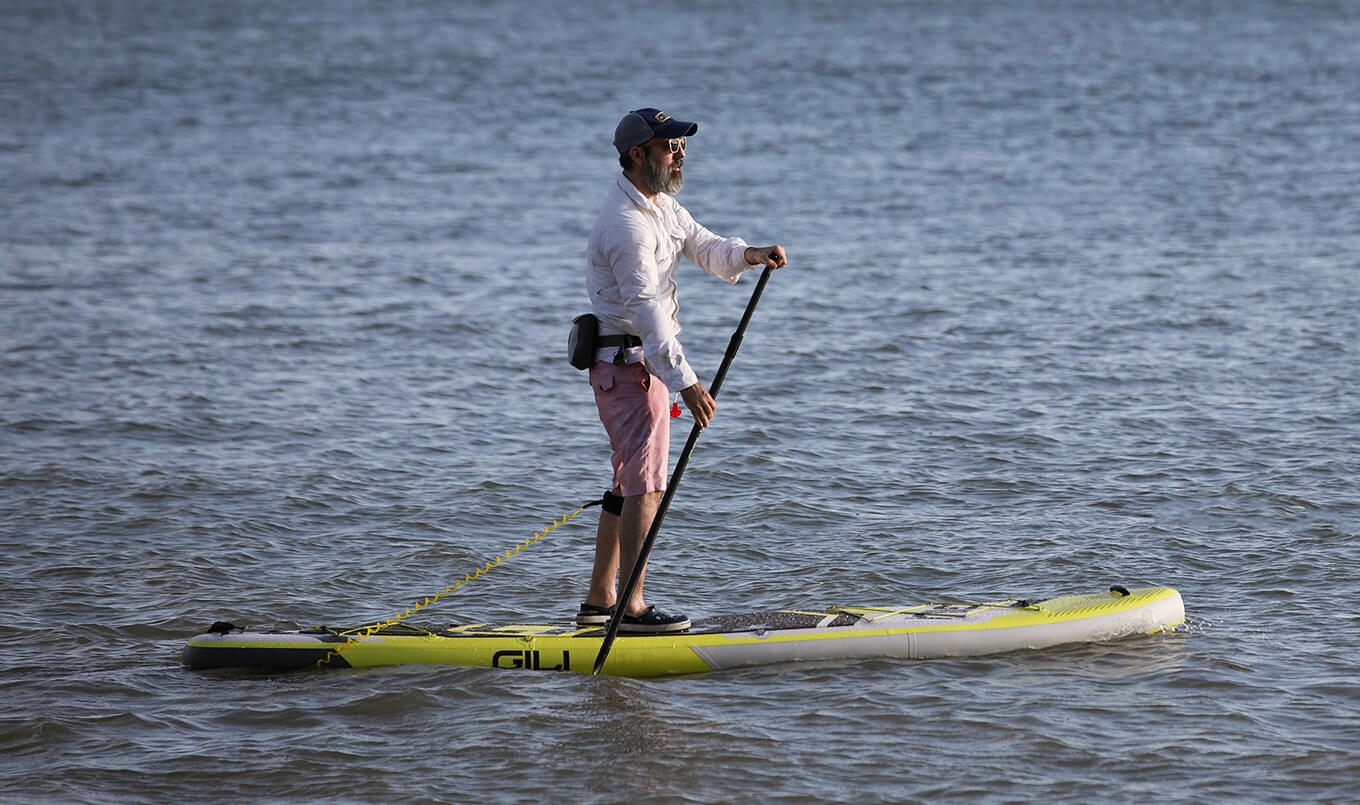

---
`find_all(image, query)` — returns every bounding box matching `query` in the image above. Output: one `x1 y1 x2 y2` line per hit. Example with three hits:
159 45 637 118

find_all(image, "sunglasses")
645 137 686 154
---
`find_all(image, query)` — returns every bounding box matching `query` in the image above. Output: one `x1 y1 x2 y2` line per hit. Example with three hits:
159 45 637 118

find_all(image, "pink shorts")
590 361 670 497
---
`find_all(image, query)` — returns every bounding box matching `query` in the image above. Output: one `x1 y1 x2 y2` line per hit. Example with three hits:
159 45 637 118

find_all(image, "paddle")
592 264 775 675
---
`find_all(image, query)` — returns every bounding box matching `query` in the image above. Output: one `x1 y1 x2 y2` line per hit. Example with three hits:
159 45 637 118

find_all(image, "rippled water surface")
3 1 1357 802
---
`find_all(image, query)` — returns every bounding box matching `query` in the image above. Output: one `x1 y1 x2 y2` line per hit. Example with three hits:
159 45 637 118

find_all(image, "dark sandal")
576 602 614 626
619 606 691 634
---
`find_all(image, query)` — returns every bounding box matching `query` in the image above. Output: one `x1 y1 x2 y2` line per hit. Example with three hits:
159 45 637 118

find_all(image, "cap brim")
652 119 698 139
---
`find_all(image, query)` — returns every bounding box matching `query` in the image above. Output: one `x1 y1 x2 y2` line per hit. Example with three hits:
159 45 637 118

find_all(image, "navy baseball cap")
613 108 698 154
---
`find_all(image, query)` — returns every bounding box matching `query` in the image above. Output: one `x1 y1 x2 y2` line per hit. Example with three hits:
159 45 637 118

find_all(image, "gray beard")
642 152 684 195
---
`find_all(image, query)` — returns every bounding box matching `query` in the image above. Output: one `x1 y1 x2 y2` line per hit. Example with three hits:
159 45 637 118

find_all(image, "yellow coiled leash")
316 501 596 667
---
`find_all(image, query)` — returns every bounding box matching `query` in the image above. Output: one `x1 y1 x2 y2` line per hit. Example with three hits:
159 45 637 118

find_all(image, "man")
579 108 786 632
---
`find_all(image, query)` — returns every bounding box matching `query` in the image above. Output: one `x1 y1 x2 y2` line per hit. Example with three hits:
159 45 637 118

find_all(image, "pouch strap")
598 333 643 365
596 334 642 349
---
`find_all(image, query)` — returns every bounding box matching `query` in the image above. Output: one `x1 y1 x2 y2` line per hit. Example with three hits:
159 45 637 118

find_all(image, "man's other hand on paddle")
681 382 717 429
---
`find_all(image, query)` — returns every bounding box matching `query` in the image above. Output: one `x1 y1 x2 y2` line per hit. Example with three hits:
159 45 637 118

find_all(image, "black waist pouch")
568 313 598 370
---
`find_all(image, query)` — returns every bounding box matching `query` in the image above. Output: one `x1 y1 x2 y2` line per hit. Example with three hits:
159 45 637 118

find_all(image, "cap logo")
652 112 671 123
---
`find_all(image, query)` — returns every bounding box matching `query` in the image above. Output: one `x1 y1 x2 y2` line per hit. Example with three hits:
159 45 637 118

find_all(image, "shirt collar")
616 174 673 214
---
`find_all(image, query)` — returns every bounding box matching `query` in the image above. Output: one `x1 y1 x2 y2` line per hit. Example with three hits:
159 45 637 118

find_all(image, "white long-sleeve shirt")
586 174 752 392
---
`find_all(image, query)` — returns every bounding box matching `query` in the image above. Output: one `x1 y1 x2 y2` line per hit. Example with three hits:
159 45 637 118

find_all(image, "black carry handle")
592 265 774 675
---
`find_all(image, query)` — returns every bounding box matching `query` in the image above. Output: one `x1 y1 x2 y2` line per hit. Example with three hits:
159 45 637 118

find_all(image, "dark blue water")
3 1 1357 802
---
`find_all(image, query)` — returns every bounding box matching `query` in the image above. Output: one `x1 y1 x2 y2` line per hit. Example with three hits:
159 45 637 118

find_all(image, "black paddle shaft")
592 265 774 675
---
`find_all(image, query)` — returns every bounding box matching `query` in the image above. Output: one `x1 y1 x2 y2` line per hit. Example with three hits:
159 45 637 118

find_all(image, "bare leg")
584 489 660 616
617 491 661 617
585 500 621 609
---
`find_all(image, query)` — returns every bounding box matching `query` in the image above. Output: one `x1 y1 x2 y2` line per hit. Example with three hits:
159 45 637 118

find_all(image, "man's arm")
680 244 786 428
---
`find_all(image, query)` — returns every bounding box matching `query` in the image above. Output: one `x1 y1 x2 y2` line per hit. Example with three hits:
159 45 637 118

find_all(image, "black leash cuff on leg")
581 491 624 516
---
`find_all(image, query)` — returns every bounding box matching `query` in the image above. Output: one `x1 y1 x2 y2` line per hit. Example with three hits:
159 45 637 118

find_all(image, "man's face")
639 138 685 195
